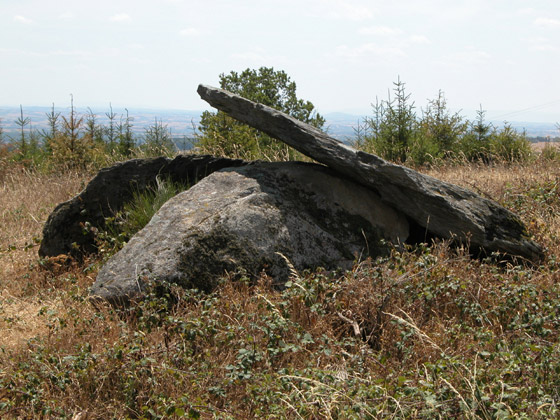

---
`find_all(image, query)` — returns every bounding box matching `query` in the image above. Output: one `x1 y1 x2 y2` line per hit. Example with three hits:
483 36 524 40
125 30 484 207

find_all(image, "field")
1 156 560 419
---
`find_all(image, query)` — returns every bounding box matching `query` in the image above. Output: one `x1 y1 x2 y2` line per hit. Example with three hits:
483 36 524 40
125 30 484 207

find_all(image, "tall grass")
1 155 560 418
95 177 190 257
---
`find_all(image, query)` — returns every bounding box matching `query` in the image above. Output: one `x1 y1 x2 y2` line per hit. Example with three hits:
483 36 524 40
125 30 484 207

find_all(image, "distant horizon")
1 103 558 139
1 102 558 125
2 1 559 130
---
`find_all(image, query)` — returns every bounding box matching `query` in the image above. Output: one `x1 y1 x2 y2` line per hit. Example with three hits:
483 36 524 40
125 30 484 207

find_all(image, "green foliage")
41 103 61 154
141 117 176 157
1 98 183 173
96 177 189 255
118 108 135 157
418 90 467 159
2 78 536 170
5 238 560 418
356 80 534 165
2 151 559 418
540 143 560 161
195 67 325 161
357 78 417 163
457 107 494 162
490 123 533 162
14 105 31 160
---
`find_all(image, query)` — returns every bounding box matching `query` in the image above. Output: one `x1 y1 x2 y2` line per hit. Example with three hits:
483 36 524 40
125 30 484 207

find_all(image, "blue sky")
1 0 559 122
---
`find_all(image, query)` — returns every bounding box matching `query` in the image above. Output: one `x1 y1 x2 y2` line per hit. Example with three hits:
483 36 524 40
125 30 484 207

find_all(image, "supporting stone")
197 84 543 262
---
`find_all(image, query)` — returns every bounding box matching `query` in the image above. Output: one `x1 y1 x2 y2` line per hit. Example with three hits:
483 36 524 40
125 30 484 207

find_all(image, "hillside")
1 154 560 418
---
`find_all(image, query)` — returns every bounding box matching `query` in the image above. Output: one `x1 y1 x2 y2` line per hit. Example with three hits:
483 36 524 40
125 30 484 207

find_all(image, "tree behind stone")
195 67 325 161
50 95 92 169
142 117 175 156
14 105 31 160
357 78 417 164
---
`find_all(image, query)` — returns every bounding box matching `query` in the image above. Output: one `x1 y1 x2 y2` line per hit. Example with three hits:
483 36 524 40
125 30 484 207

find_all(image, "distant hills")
0 105 558 142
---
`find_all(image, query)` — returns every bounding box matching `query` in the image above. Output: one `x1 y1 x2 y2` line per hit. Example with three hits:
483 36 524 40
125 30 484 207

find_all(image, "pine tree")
458 106 494 162
61 94 84 155
14 105 31 159
105 103 117 151
85 108 104 145
42 103 61 153
143 117 175 155
420 90 466 154
358 77 417 163
118 108 135 156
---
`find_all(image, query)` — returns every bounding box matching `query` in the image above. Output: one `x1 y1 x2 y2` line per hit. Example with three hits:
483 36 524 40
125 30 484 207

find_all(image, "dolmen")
40 85 544 304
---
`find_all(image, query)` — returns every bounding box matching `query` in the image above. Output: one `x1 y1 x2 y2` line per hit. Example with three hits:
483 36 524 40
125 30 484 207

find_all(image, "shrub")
489 123 533 162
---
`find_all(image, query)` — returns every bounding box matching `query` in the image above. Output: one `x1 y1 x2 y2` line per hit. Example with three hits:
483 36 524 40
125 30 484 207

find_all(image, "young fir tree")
51 94 90 168
85 108 104 145
105 103 118 151
14 105 31 160
358 78 417 163
459 106 494 162
42 103 61 153
61 95 84 155
490 123 532 162
118 108 135 157
420 90 466 153
143 117 175 156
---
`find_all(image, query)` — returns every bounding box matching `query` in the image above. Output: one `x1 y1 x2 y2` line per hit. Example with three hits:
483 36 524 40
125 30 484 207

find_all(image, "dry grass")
425 159 560 253
1 156 560 418
0 163 92 350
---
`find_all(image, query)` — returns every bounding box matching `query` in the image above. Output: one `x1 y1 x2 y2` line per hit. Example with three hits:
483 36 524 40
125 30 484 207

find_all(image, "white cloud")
334 43 406 59
517 8 535 16
13 15 33 24
322 0 374 21
179 27 200 37
534 17 560 27
409 34 431 44
58 12 74 20
532 44 559 52
359 26 402 36
230 48 287 65
529 37 559 52
440 48 491 67
109 13 131 22
0 47 43 57
51 49 94 58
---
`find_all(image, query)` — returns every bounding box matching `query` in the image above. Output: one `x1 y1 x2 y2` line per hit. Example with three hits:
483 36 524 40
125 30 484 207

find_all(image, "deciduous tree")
196 67 324 160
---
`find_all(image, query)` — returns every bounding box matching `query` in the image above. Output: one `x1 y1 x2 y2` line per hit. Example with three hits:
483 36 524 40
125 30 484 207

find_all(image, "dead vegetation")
1 157 560 419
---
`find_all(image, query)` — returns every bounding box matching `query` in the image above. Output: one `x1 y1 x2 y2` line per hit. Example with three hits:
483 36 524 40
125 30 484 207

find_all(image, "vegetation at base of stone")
96 177 190 256
354 78 534 166
2 158 560 418
194 67 325 161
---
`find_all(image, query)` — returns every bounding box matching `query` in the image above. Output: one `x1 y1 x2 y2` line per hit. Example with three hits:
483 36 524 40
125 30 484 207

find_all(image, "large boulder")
198 84 544 262
90 162 409 303
39 154 245 258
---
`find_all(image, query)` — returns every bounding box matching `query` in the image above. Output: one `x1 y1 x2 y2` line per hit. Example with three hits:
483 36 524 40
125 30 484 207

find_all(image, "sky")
1 0 560 123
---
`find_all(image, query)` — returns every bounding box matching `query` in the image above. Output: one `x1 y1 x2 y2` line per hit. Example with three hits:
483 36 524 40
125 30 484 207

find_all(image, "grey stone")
90 162 409 303
39 154 246 258
197 84 544 262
